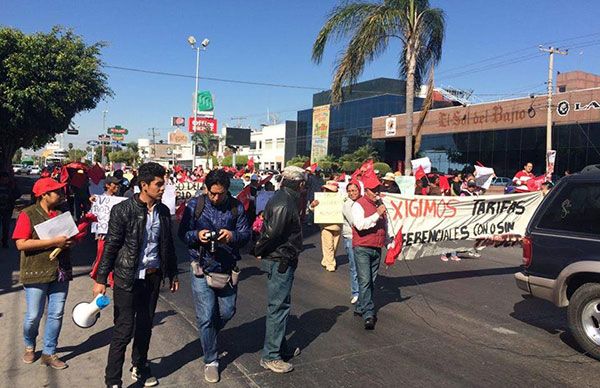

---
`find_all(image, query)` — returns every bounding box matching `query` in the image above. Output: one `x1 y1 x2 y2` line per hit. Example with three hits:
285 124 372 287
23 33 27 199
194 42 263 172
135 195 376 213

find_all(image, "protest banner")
382 192 543 260
90 195 127 234
175 181 203 201
395 176 416 196
163 184 176 215
314 192 344 224
256 191 275 214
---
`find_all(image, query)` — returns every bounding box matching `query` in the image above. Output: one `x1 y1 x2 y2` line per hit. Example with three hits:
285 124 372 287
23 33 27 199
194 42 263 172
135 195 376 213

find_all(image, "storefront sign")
438 104 530 128
189 117 217 134
311 104 330 163
168 129 189 145
385 117 397 136
382 192 544 260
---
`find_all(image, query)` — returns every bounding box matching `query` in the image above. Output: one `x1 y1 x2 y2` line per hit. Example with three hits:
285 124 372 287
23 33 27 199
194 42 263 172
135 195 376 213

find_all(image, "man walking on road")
178 169 250 383
255 166 305 373
352 174 387 330
93 162 179 388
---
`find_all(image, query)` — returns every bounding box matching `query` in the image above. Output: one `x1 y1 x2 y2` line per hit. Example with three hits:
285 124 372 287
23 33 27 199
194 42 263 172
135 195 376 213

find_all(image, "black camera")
205 231 219 253
375 198 384 207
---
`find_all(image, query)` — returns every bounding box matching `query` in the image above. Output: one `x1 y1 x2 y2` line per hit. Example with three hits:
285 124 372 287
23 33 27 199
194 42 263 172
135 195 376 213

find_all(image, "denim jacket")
178 195 250 273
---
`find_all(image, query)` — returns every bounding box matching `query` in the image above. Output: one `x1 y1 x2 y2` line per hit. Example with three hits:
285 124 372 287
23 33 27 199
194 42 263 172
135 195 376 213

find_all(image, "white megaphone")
72 294 110 328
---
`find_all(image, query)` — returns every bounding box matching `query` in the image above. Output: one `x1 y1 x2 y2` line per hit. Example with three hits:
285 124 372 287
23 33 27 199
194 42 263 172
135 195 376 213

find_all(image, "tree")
286 155 309 167
67 148 87 162
125 142 138 154
339 145 379 163
108 149 137 165
12 148 22 164
312 0 445 175
0 26 112 172
192 131 217 167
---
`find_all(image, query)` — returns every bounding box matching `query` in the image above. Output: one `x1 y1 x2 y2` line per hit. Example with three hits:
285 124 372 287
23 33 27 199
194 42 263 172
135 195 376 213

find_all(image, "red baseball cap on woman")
32 178 66 197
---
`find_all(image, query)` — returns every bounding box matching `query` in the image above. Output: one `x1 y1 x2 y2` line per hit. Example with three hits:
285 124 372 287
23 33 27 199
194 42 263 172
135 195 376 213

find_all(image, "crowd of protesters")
0 155 559 387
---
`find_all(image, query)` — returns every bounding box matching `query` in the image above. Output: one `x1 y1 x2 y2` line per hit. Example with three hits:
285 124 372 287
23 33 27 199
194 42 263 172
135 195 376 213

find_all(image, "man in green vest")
12 177 74 369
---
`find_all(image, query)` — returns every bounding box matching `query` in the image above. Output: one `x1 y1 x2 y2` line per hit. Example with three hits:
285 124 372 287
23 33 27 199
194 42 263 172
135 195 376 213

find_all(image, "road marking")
492 327 518 335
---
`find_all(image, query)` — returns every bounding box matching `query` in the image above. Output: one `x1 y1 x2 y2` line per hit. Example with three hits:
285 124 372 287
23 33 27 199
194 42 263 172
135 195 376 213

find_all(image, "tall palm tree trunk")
404 49 417 175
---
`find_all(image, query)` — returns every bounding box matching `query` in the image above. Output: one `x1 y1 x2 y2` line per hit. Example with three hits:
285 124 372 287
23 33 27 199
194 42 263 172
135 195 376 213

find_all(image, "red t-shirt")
12 210 58 240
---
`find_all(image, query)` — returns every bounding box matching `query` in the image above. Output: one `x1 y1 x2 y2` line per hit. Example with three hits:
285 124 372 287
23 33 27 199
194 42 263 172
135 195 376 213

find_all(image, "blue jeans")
353 247 381 319
343 237 359 297
262 260 295 361
190 272 237 364
23 281 69 355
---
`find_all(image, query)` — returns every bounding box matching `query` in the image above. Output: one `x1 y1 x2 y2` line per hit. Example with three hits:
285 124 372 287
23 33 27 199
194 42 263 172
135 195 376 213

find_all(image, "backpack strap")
194 195 206 219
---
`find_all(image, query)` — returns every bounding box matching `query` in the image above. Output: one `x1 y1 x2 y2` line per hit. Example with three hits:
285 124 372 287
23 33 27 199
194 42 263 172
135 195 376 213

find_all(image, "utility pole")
149 127 159 161
102 109 108 165
539 46 568 152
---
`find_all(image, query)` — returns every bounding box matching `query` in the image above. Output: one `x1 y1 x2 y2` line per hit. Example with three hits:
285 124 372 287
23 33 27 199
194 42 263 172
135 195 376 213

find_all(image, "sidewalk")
0 238 252 388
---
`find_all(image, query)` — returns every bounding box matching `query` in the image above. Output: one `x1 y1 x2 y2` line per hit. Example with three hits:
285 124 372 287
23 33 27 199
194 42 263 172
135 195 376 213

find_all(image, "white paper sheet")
33 211 79 240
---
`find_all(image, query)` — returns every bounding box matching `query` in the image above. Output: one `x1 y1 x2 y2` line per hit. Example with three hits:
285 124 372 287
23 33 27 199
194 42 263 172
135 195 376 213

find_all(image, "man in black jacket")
93 162 179 388
255 166 305 374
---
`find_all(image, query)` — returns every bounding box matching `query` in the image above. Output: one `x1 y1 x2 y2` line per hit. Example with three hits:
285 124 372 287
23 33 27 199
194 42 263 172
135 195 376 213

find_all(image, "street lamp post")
188 36 209 169
102 109 108 165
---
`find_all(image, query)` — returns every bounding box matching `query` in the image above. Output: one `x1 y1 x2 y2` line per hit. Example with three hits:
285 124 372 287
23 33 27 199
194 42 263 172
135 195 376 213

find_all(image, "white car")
29 165 41 175
12 164 23 174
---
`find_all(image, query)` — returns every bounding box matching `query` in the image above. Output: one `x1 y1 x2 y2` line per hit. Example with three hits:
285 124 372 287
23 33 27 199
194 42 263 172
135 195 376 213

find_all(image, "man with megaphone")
92 162 179 388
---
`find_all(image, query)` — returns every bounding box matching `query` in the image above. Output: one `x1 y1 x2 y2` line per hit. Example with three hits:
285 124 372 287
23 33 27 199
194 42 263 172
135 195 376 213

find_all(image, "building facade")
373 74 600 177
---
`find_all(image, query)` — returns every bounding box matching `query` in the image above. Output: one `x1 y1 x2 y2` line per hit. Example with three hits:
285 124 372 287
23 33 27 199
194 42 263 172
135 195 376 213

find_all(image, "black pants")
105 272 161 386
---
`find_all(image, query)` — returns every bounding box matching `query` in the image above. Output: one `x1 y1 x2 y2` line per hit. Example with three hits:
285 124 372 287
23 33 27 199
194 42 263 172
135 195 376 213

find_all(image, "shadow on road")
510 296 587 357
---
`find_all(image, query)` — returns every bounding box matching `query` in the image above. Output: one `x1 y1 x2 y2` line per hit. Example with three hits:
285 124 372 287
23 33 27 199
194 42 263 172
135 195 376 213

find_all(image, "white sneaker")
350 296 358 304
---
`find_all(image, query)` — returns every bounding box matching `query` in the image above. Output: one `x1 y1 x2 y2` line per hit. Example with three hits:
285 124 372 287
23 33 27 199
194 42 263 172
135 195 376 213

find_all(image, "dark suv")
515 165 600 359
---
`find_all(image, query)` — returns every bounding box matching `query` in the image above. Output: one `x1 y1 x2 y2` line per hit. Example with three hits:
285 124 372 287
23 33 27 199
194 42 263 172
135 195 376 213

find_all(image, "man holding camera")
254 166 305 374
352 174 387 330
178 169 250 383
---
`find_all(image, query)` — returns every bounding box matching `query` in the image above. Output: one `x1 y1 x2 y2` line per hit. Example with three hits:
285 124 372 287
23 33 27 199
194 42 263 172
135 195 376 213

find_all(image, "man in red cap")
12 177 74 369
351 172 387 330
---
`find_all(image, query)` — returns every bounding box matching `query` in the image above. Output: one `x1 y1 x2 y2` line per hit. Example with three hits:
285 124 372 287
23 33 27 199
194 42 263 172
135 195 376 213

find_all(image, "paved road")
3 175 599 387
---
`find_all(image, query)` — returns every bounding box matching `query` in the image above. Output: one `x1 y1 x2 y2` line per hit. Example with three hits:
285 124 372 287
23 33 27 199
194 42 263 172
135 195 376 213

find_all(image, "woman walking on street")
342 182 361 304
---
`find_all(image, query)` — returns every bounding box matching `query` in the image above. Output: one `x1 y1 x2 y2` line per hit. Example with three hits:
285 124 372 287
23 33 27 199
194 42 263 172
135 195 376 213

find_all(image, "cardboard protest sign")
163 185 176 215
256 191 275 215
90 195 127 234
175 181 203 201
382 192 544 260
411 157 432 174
314 192 344 224
474 166 495 190
395 176 416 196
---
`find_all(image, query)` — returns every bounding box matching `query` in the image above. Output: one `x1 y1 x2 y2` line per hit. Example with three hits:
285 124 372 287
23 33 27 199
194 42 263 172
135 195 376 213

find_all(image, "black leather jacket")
254 187 303 265
96 195 178 291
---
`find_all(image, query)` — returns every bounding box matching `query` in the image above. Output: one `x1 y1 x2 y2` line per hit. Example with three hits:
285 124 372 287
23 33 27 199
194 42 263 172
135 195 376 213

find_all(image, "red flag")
385 228 403 266
414 166 426 181
351 168 361 181
526 175 546 191
360 160 374 173
236 185 252 211
439 175 451 192
337 172 346 182
247 157 255 171
234 169 245 179
360 168 381 190
310 163 318 173
259 174 273 186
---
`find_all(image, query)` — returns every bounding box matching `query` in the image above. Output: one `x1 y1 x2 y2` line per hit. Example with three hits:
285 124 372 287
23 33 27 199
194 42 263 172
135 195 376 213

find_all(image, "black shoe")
353 311 363 317
364 316 377 330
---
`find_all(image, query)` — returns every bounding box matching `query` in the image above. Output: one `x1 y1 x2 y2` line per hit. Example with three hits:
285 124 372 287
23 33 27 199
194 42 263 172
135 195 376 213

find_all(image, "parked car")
491 177 512 186
515 164 600 359
22 165 32 175
12 164 23 174
29 165 41 175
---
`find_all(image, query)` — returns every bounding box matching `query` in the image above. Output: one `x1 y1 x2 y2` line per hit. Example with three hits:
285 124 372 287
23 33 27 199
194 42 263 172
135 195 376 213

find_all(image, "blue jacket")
178 195 250 273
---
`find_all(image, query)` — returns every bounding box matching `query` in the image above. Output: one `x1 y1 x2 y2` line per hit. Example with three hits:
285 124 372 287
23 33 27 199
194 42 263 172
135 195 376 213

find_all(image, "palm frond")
311 2 379 64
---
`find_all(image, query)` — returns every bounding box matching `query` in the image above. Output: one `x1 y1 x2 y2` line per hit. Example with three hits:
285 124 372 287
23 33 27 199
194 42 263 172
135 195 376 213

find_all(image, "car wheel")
567 282 600 360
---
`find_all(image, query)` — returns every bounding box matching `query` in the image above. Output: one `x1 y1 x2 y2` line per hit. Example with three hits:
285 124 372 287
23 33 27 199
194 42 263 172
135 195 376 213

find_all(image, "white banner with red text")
381 192 544 260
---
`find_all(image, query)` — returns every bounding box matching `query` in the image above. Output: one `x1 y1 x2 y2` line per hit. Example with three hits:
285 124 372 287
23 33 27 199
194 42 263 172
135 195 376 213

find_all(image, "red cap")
32 178 65 197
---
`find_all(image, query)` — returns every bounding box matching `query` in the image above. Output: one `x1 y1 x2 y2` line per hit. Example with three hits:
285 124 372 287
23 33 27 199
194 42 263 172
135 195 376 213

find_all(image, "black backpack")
194 193 239 220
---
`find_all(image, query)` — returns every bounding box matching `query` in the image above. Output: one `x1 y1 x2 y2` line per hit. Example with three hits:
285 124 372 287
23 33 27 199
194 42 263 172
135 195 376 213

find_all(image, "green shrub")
342 161 361 172
373 162 391 175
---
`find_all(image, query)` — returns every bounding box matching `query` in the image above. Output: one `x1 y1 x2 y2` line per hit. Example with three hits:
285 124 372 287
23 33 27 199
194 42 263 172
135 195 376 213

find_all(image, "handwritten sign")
90 195 127 234
256 191 275 215
175 181 203 201
314 192 344 224
395 176 416 196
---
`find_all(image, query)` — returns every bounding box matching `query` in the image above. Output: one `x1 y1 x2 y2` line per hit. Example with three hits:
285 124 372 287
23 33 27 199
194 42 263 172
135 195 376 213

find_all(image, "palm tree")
312 0 445 174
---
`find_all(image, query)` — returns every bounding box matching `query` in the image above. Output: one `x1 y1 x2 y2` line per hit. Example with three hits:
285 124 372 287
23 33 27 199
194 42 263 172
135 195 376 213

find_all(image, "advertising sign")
171 116 186 127
311 104 330 163
108 125 128 135
385 117 397 137
111 134 125 141
168 129 189 145
196 91 214 111
189 117 218 134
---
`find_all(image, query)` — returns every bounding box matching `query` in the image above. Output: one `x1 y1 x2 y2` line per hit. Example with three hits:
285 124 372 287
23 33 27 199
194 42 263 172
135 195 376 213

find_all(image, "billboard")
225 127 251 147
189 117 218 133
171 116 186 126
311 104 330 163
168 129 189 145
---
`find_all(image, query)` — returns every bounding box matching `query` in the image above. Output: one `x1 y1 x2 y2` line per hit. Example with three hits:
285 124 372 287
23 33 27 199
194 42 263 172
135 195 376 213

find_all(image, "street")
1 177 600 387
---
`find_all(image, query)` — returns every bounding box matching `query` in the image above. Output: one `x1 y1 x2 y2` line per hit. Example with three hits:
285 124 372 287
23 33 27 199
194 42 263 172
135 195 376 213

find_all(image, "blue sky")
2 0 599 149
